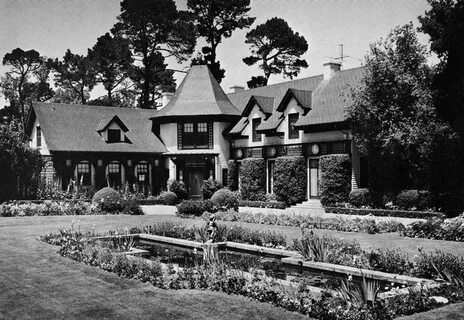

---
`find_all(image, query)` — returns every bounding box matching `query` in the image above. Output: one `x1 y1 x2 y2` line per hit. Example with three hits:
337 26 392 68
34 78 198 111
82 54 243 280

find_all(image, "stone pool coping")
96 233 437 289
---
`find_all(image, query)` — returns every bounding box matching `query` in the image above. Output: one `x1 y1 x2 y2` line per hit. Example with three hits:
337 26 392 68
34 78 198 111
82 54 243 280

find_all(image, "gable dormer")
97 115 131 144
276 88 312 114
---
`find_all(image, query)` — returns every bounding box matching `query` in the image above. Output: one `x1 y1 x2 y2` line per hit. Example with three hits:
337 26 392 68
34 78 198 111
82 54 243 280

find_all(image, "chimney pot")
323 62 342 80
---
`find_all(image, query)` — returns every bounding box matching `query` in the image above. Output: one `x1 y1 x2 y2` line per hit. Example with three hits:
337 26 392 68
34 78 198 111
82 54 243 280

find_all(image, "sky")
0 0 433 107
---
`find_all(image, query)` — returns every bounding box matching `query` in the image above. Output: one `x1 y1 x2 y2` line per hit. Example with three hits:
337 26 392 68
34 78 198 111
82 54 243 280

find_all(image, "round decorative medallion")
235 149 243 158
311 144 320 155
268 147 276 157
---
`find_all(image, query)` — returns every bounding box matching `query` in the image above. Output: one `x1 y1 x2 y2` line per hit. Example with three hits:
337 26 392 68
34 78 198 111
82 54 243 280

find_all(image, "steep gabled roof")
276 88 312 113
152 65 241 121
27 103 167 153
295 67 364 127
242 95 274 118
256 112 284 133
228 117 249 136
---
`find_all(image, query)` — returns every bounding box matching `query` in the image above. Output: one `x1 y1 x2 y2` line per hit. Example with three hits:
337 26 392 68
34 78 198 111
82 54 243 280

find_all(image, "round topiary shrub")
201 178 222 199
211 188 238 211
349 188 372 208
395 190 420 210
92 187 124 213
168 180 188 200
160 191 178 205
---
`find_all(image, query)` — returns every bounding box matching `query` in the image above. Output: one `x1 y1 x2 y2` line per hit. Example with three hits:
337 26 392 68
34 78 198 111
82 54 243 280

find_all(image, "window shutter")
208 122 213 149
177 123 183 150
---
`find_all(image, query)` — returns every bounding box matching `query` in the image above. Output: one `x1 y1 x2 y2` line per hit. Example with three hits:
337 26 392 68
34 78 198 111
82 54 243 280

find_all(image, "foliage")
87 32 133 106
366 249 411 274
201 178 222 199
121 199 144 215
402 214 464 242
50 49 96 104
239 158 266 201
176 199 215 217
159 191 178 205
227 160 239 191
325 206 443 219
210 210 405 234
319 154 351 206
414 249 464 287
0 200 103 217
238 200 287 209
211 188 239 211
168 180 188 200
273 156 307 205
2 48 53 124
92 187 124 213
349 188 372 208
0 121 43 202
395 190 431 211
114 0 196 108
187 0 255 83
347 23 450 200
243 17 308 87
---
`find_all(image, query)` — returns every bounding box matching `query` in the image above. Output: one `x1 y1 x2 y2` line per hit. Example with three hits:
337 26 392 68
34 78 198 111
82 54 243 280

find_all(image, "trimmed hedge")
349 188 372 207
211 188 239 211
273 156 307 206
201 178 222 199
319 154 351 206
92 187 124 213
227 160 239 191
168 180 188 200
238 200 287 209
176 199 215 216
325 206 444 219
395 189 431 211
239 158 266 201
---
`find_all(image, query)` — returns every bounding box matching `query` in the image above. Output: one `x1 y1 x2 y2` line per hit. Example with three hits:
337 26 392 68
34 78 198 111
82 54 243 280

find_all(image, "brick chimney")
323 62 342 80
230 85 245 93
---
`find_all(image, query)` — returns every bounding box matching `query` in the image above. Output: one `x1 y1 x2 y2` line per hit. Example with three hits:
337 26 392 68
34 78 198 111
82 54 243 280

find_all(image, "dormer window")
108 129 121 143
288 113 300 139
252 118 262 142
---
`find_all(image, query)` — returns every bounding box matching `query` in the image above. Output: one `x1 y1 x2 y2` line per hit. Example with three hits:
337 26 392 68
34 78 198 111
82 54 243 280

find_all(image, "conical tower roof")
152 65 241 122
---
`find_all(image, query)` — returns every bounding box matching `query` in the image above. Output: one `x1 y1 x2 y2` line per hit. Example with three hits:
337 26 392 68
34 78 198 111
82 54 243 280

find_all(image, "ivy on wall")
239 158 266 201
273 156 307 205
319 154 351 206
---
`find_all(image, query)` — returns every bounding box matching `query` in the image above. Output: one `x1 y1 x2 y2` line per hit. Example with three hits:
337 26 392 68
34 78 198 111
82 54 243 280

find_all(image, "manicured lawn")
2 212 464 319
0 214 309 320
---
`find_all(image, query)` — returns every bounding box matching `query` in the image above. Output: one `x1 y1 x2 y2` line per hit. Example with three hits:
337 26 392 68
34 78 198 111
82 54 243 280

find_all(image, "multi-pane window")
36 126 42 148
77 161 90 185
252 118 262 142
288 113 299 139
332 142 346 154
108 129 121 143
180 122 212 149
107 162 121 187
136 163 148 185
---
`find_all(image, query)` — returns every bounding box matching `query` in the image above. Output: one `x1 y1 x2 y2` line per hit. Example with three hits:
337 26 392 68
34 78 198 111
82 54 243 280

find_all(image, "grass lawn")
1 213 464 319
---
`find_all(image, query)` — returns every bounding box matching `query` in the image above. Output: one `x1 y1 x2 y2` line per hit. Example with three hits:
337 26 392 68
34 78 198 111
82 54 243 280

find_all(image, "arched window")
107 161 122 188
76 161 91 186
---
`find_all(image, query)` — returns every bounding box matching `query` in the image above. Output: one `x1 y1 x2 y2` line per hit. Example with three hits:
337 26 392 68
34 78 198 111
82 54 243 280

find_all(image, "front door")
188 170 203 200
309 159 319 198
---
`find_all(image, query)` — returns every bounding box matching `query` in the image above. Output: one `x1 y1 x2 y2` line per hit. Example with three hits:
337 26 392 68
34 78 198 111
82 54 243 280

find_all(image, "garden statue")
206 214 218 243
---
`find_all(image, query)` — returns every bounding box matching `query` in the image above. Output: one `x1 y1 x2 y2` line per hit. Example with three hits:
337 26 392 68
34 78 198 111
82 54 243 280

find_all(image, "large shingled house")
26 63 366 201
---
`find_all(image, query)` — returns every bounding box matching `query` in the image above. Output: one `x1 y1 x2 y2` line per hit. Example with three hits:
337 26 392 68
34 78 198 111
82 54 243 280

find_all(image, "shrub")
159 191 178 205
273 156 307 205
395 190 419 210
168 180 188 200
414 249 464 284
349 188 372 208
121 199 144 215
238 200 287 209
211 188 238 211
402 214 464 242
176 199 215 217
319 154 351 206
92 187 124 213
239 158 266 201
366 249 411 274
201 178 222 199
227 160 239 191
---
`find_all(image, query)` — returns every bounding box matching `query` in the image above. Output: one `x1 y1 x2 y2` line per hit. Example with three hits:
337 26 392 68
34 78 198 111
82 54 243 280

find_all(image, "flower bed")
0 199 143 217
325 206 444 219
210 211 406 234
239 200 287 210
402 214 464 242
39 225 464 320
